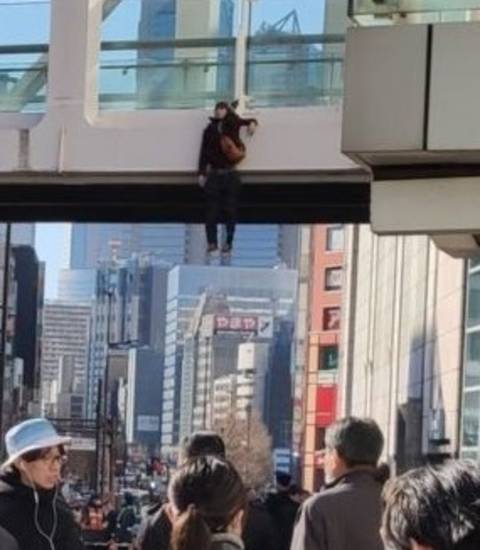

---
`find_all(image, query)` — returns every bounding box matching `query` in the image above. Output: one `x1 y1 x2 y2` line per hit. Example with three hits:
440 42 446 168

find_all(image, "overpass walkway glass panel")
0 0 50 112
99 0 238 110
248 0 344 107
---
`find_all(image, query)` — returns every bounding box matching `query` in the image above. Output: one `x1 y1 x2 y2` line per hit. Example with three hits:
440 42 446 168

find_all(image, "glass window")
326 225 344 251
465 332 480 388
462 390 480 448
319 346 338 370
468 272 480 328
325 267 342 291
247 0 345 107
0 0 49 113
323 307 340 331
99 0 237 110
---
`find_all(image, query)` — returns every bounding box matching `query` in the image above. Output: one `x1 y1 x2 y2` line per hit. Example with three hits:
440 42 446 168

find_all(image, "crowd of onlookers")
0 416 479 550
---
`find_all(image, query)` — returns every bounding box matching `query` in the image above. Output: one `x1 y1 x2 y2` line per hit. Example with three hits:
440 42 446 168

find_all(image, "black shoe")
221 244 232 255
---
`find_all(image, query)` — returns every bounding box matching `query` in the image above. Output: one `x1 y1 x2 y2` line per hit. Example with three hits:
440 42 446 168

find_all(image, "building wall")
41 301 91 410
340 226 465 472
303 225 344 491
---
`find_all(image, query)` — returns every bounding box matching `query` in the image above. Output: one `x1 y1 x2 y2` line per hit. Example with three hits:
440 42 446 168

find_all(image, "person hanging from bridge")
198 100 258 258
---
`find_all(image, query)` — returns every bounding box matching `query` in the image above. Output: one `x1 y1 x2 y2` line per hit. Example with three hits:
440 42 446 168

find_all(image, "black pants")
204 170 241 246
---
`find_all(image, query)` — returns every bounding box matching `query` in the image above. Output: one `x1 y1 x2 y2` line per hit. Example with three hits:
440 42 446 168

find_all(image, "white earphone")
20 460 58 550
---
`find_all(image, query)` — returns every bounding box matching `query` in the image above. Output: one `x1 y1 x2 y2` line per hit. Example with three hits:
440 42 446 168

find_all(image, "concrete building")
55 355 85 419
86 257 169 418
126 348 163 451
163 264 297 452
70 224 206 269
212 374 236 425
11 246 45 406
58 269 96 302
302 225 344 491
339 226 465 473
236 342 270 419
40 301 91 413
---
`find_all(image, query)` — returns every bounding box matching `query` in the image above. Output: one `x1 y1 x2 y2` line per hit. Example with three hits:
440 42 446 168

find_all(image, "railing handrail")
0 34 345 56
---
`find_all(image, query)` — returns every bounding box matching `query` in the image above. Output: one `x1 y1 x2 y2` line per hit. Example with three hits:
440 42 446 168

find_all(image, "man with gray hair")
290 417 387 550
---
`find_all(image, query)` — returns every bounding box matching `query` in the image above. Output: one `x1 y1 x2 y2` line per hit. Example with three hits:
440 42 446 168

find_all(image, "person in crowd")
104 494 119 541
198 100 258 256
82 495 105 531
0 417 84 549
290 417 387 550
168 455 247 550
243 488 278 550
382 461 480 550
0 525 19 550
137 431 276 550
116 491 137 544
265 471 300 550
137 432 227 550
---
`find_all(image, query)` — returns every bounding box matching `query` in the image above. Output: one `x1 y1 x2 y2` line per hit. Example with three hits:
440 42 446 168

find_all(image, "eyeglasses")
39 454 67 468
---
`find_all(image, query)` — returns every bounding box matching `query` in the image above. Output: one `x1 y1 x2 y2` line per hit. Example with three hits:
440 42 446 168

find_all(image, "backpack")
220 135 246 165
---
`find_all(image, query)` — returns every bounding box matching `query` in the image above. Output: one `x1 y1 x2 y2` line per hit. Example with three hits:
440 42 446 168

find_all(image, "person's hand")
198 174 207 188
247 121 258 136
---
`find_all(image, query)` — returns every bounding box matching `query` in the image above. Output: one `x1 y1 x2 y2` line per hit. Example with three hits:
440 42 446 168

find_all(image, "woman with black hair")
167 455 247 550
198 101 258 257
0 418 83 550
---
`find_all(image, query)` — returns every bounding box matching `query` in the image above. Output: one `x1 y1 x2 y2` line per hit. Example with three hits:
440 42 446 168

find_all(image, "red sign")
316 385 337 427
215 315 258 333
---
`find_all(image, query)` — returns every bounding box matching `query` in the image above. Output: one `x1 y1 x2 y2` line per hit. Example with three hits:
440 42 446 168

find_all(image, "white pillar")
234 0 252 110
30 0 103 170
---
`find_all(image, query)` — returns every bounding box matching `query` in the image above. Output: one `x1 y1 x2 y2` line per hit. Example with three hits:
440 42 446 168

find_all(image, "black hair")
170 456 247 550
180 431 226 462
325 417 384 468
275 471 292 489
382 461 480 550
21 444 66 463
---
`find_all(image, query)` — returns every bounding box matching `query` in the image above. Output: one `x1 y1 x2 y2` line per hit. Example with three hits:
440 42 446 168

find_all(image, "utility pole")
0 223 11 459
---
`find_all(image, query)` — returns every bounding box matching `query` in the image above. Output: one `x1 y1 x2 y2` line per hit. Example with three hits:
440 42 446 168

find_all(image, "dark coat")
136 499 276 550
265 491 299 550
290 470 384 550
198 112 257 175
0 469 84 550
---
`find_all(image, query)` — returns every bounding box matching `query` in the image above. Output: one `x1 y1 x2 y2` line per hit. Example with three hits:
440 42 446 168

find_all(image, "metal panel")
342 25 428 153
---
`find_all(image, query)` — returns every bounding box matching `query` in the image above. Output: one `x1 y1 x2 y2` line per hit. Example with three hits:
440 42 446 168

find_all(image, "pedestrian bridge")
0 0 368 223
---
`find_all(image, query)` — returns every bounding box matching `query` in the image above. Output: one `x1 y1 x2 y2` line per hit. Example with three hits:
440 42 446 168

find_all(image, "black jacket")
198 112 257 175
136 499 276 550
265 491 299 550
0 469 84 550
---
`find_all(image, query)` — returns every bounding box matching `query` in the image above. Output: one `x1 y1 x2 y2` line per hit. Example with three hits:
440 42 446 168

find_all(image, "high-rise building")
162 264 297 453
11 246 45 406
301 225 343 491
40 301 91 414
86 257 170 418
70 223 298 270
70 224 205 269
58 269 96 303
339 227 465 474
126 348 164 451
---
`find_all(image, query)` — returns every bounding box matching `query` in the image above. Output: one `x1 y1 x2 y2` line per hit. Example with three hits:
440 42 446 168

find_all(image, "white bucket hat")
2 418 71 468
